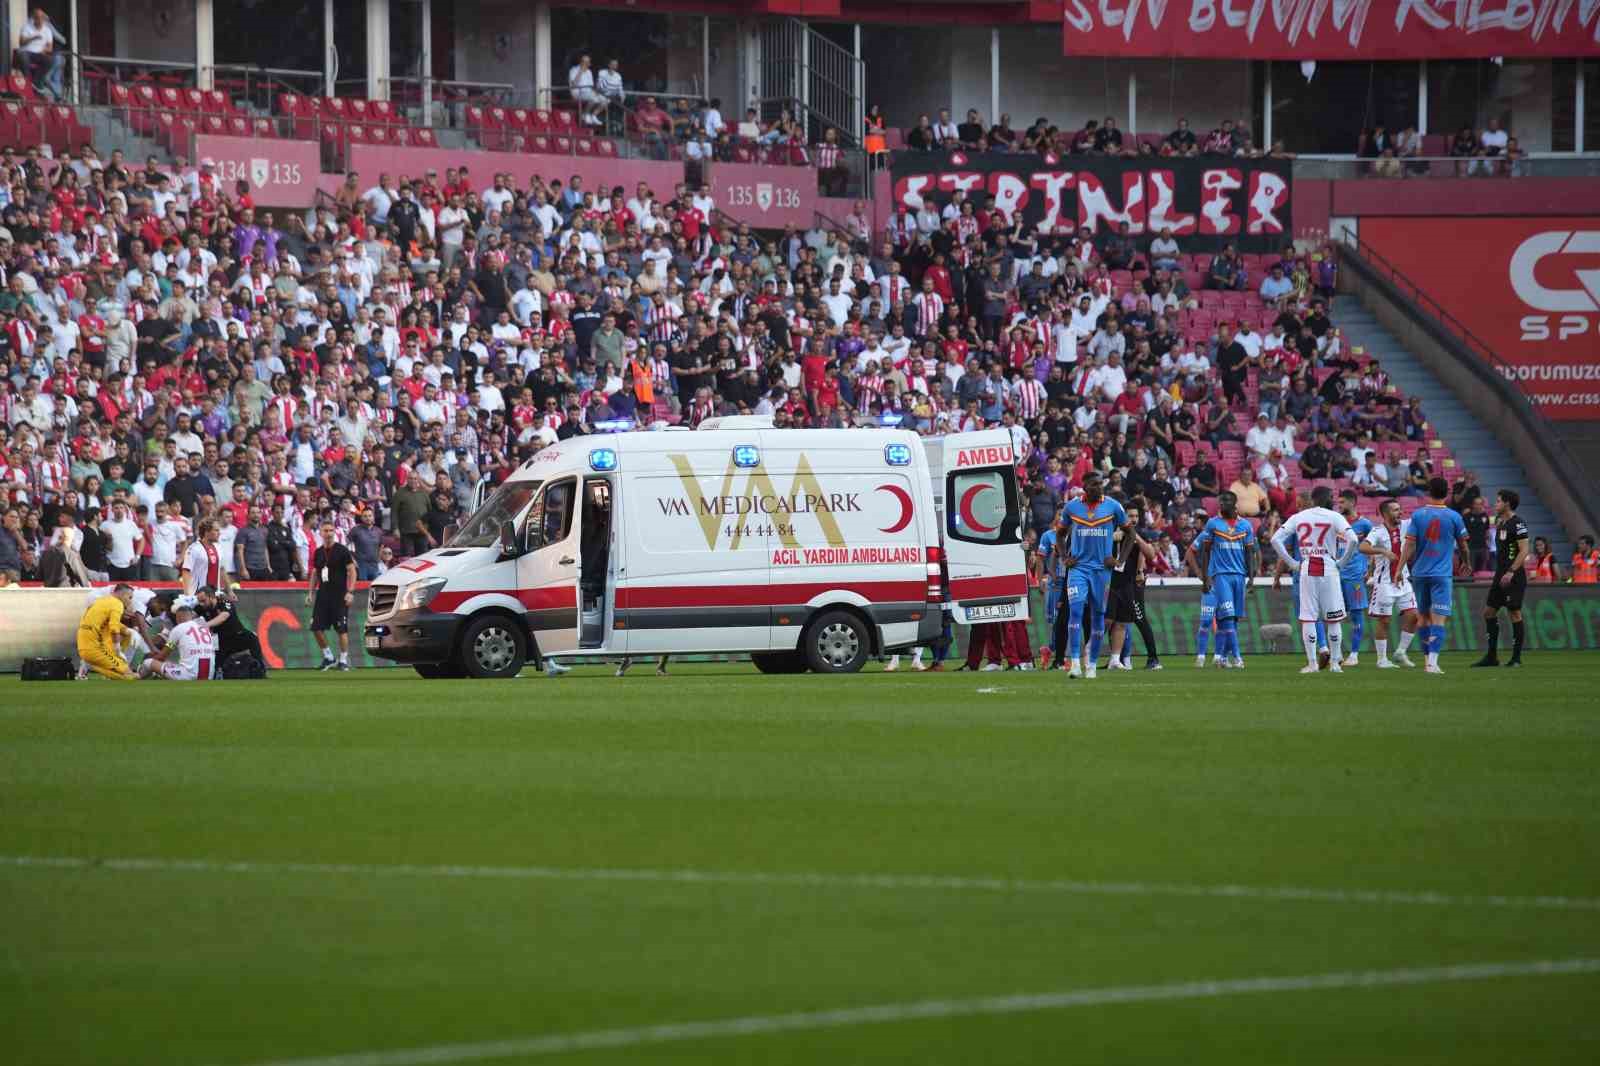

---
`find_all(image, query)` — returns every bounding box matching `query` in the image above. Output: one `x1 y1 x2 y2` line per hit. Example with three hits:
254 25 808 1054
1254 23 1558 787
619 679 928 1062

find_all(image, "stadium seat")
408 127 438 147
6 70 36 100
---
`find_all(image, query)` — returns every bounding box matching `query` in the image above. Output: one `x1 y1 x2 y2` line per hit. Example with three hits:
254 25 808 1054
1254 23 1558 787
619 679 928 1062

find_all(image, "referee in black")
1473 488 1529 668
307 520 357 671
1106 499 1163 670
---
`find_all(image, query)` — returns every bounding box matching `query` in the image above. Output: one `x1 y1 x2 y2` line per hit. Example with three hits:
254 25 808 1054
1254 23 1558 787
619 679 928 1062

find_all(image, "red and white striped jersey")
912 292 943 338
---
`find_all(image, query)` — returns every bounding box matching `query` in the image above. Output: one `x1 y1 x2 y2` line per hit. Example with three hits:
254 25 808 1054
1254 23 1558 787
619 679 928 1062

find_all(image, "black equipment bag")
220 651 267 679
21 657 75 681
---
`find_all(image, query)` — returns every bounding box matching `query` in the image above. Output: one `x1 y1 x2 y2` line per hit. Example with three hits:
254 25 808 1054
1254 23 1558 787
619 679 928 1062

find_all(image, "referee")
1473 489 1529 669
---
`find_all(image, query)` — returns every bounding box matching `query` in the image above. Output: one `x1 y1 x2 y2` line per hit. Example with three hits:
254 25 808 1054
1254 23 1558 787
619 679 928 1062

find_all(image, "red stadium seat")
574 135 596 156
227 115 249 136
595 138 618 158
368 100 395 123
201 89 230 114
200 114 225 135
528 134 552 154
408 127 437 147
6 71 35 99
529 109 552 133
551 133 572 154
252 117 277 138
347 98 369 120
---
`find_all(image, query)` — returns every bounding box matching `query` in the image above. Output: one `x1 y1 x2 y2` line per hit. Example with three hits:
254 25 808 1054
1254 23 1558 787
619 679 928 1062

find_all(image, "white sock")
1397 630 1416 653
321 648 334 661
1375 638 1388 660
887 655 900 668
1327 626 1342 664
1426 648 1439 667
338 652 349 665
1303 623 1320 665
912 648 924 664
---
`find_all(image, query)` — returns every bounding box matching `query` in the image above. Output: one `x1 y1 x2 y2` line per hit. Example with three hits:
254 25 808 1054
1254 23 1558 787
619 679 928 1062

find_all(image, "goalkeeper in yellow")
77 583 139 681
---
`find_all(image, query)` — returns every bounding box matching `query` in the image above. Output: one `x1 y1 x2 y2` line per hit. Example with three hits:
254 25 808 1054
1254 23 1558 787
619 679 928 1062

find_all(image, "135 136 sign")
708 162 815 229
889 151 1293 253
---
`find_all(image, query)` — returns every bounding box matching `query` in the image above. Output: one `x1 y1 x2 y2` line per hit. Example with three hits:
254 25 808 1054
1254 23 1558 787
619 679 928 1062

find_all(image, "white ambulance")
363 418 1029 677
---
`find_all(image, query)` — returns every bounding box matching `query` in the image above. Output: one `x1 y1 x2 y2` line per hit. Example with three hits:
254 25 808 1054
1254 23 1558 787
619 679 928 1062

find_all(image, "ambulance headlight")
396 577 447 612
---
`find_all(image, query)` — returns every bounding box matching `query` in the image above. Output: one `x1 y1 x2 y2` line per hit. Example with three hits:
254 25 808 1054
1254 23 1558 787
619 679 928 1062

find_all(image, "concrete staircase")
1334 295 1571 559
81 108 173 167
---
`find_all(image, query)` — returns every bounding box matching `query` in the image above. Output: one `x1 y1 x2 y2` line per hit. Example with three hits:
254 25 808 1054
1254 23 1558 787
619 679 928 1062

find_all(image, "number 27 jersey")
1281 506 1352 577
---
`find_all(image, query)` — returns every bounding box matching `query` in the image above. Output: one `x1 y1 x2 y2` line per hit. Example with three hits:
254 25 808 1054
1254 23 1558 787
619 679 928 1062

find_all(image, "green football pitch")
4 653 1599 1066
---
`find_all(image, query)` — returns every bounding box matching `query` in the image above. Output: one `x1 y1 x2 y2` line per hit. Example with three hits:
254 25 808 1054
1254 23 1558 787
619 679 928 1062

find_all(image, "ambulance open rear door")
935 431 1031 626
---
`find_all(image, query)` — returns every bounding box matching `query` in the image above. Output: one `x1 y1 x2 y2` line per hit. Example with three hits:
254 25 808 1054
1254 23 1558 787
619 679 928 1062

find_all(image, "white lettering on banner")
1199 168 1241 235
1067 0 1600 47
1509 230 1600 341
1028 171 1076 234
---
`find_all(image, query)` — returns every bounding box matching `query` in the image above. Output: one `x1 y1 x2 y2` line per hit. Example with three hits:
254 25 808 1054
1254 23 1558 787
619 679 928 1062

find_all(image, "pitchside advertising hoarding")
1359 217 1600 420
6 582 1600 671
889 152 1292 252
1063 0 1600 59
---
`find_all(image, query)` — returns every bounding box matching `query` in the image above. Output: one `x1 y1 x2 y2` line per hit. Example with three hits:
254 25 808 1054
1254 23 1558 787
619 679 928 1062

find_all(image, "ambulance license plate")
365 634 381 650
967 602 1015 621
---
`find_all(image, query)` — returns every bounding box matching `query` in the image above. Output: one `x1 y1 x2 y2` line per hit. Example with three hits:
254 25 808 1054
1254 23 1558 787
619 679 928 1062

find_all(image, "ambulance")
363 417 1029 677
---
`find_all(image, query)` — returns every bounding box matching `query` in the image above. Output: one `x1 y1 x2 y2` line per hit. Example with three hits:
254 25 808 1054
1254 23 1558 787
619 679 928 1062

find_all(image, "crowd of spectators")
898 107 1293 161
1359 117 1526 177
0 118 1559 592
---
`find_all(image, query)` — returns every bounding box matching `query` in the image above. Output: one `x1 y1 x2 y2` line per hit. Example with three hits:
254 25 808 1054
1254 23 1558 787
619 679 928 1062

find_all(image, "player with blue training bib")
1185 490 1258 669
1336 489 1374 666
1050 472 1130 680
1402 476 1469 675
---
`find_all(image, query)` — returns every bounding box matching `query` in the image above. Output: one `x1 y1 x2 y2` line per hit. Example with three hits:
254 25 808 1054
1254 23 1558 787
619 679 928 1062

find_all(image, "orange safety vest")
1573 550 1600 584
628 359 654 405
1530 553 1556 581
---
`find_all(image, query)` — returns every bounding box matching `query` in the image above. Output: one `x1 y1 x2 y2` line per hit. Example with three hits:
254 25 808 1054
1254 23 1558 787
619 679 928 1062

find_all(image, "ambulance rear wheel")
804 610 870 674
751 651 807 674
460 615 526 678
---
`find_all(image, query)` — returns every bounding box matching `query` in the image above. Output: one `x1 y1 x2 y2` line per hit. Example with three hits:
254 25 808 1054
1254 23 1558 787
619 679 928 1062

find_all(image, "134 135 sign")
213 158 304 187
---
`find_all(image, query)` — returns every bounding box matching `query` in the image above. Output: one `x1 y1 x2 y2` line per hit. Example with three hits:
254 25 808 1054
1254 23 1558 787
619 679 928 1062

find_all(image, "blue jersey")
1195 516 1256 576
1063 498 1127 571
1038 529 1067 585
1340 518 1373 582
1405 506 1467 577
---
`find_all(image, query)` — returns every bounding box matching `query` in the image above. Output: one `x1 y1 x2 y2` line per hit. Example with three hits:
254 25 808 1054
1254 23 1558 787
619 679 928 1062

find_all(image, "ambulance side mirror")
499 520 522 558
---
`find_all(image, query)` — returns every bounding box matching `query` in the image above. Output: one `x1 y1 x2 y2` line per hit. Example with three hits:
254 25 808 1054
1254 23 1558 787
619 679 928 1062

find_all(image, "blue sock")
1088 616 1105 662
1218 618 1236 659
1432 624 1447 653
1196 623 1211 657
1067 608 1084 661
1315 620 1328 649
1349 610 1365 654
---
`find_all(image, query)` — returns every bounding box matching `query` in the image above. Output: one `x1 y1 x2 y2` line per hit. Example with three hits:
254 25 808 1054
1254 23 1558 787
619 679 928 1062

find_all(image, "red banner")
1361 216 1600 420
707 162 817 230
192 135 321 207
1064 0 1600 59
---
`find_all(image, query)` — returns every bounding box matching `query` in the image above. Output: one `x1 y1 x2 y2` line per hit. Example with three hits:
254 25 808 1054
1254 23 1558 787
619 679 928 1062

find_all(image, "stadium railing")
1334 233 1600 549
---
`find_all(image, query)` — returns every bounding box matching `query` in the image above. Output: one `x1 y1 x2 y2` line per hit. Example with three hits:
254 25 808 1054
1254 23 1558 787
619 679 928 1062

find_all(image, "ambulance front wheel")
803 609 870 674
460 615 527 678
415 661 466 679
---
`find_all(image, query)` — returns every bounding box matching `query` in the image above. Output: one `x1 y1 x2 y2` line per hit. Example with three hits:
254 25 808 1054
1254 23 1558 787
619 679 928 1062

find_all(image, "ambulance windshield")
447 480 542 548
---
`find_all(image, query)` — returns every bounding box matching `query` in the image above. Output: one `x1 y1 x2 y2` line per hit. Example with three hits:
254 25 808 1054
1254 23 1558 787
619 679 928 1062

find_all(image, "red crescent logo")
876 483 914 534
959 484 999 534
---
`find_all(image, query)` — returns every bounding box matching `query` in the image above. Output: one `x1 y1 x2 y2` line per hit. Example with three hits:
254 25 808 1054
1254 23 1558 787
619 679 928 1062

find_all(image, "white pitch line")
3 854 1599 912
236 958 1600 1066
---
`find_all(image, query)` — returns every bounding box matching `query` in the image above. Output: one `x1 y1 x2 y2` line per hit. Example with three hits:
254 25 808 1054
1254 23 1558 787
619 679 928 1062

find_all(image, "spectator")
568 53 605 127
1572 535 1599 583
596 58 626 127
1465 495 1492 571
17 8 65 101
1166 118 1197 155
1228 466 1269 518
816 127 848 197
629 96 674 160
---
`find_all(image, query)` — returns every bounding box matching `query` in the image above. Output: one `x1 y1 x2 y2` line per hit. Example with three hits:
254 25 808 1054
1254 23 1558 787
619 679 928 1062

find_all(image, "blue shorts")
1341 579 1368 612
1066 568 1111 619
1198 589 1217 624
1414 575 1453 617
1209 573 1246 621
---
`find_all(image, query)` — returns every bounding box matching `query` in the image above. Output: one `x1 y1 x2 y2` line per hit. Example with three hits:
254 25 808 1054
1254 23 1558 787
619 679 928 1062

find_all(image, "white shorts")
1369 580 1416 617
1297 571 1347 622
160 657 215 681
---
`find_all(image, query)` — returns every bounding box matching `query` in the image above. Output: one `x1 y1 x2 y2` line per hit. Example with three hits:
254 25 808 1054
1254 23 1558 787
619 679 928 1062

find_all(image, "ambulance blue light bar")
733 445 761 468
884 443 912 466
588 448 619 472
